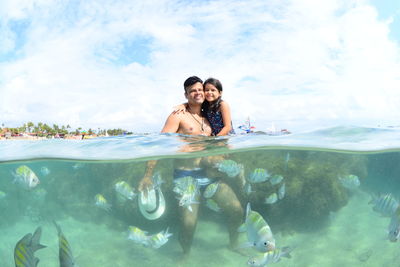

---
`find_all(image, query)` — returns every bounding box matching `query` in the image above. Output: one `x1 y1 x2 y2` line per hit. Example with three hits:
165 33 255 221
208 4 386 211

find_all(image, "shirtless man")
138 76 243 256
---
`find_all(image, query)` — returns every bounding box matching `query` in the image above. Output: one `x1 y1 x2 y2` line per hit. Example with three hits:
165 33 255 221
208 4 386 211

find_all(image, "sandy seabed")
1 191 400 267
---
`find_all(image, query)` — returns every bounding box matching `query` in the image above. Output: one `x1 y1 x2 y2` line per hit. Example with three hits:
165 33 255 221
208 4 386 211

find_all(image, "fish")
206 199 222 212
128 226 150 247
265 193 278 204
40 166 50 176
72 163 84 170
269 175 284 185
174 176 200 212
178 192 199 212
283 152 290 171
338 174 360 190
388 208 400 242
278 183 285 200
12 165 40 190
148 228 172 249
203 182 220 199
0 190 6 200
238 203 276 252
244 182 254 196
369 193 399 217
114 181 136 200
14 226 47 267
248 168 270 183
94 194 112 212
215 160 243 177
53 221 78 267
247 247 292 266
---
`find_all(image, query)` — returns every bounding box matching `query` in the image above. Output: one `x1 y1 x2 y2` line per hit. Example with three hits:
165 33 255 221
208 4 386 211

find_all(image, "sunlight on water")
1 126 400 266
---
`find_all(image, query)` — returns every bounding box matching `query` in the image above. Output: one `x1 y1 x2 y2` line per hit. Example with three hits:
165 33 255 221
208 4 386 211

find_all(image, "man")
138 76 243 256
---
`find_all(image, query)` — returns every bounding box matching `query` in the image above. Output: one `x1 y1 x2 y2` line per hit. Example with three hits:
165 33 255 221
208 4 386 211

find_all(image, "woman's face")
204 83 221 102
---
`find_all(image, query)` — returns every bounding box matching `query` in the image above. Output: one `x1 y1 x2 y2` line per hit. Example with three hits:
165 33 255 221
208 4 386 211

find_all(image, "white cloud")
0 0 399 133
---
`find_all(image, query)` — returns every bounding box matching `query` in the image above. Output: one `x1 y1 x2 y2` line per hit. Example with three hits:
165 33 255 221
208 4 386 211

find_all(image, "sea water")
1 126 400 267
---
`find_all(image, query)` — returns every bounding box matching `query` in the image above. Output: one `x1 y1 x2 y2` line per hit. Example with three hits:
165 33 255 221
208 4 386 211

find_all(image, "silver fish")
244 182 254 196
54 221 78 267
215 160 243 177
247 247 292 266
128 226 150 247
238 203 275 252
388 208 400 242
338 174 360 190
40 166 50 176
269 175 284 186
94 194 112 212
265 193 278 204
148 228 172 249
206 199 222 212
14 227 46 267
115 181 136 200
12 165 40 190
248 168 270 183
203 182 220 198
278 183 286 200
174 176 200 212
369 193 399 217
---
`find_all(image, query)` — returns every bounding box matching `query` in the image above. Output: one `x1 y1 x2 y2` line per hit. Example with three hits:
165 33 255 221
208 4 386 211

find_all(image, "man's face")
185 82 204 105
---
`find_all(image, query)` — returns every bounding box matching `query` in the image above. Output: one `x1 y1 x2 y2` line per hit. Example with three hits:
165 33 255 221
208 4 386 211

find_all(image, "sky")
0 0 400 133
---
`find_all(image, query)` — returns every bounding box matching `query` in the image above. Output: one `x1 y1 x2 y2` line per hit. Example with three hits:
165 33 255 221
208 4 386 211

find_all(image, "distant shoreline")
0 134 99 140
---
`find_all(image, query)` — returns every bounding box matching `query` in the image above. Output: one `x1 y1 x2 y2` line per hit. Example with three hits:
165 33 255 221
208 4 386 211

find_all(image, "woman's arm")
216 101 233 136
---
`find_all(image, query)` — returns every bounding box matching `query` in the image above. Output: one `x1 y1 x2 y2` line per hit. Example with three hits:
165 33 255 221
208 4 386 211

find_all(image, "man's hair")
184 76 203 92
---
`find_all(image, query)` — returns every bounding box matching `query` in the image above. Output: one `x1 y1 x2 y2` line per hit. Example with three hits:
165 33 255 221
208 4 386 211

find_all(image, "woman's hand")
172 103 187 114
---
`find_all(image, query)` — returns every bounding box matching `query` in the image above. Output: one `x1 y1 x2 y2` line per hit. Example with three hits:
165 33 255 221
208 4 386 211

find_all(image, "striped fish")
238 203 276 252
54 221 78 267
14 227 46 267
248 168 270 184
369 193 399 217
388 207 400 242
247 247 292 266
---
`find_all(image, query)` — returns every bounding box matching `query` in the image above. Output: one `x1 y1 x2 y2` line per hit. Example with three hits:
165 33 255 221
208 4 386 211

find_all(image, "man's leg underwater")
178 201 200 255
212 182 244 249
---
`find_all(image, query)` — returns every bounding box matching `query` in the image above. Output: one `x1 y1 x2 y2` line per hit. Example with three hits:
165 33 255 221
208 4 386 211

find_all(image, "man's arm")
138 160 157 192
161 112 181 133
138 113 181 192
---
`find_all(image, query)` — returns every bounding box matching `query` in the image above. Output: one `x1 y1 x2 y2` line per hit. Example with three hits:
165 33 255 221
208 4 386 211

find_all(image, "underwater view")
1 126 400 267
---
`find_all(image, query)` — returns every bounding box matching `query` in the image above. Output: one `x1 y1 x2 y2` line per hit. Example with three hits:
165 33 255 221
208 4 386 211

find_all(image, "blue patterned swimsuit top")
206 109 235 136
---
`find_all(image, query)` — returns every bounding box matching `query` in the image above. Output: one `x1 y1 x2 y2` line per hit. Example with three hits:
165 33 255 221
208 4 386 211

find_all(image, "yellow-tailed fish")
206 199 221 212
12 165 40 190
148 228 172 249
265 193 278 204
269 175 283 186
338 174 360 190
388 207 400 242
369 193 399 217
114 181 136 200
203 182 219 199
14 226 46 267
94 194 111 212
248 168 270 183
238 203 275 252
53 221 78 267
128 226 150 246
247 247 292 266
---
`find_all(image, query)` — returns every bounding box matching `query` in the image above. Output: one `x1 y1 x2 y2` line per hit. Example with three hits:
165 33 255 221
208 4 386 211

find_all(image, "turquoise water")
1 126 400 266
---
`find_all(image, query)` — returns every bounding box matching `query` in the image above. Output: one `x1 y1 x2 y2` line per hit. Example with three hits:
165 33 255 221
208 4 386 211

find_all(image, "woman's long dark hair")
202 77 223 115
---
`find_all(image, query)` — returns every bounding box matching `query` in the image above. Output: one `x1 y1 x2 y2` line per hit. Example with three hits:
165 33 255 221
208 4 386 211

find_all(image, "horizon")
1 0 400 133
